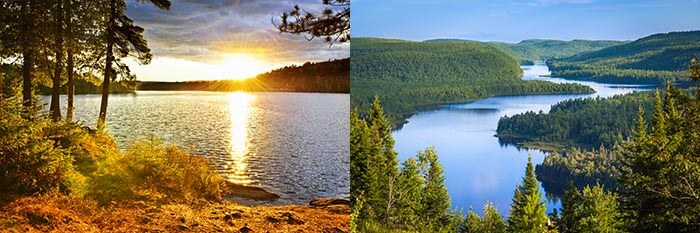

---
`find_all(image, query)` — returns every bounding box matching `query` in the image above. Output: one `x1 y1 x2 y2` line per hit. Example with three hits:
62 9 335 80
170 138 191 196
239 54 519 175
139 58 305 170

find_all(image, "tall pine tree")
508 156 548 233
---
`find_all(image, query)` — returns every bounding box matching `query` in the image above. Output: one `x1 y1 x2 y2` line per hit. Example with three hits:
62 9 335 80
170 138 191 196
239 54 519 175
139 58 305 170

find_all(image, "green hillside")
548 31 700 83
351 37 594 124
426 38 625 64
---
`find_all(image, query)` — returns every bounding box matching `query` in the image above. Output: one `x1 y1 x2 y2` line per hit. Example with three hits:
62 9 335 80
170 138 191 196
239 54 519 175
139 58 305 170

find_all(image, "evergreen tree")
572 184 624 233
364 97 400 223
462 208 481 233
620 81 700 232
508 156 548 233
481 203 507 233
394 157 423 229
460 204 506 233
98 0 171 129
559 182 582 233
418 147 451 231
350 109 370 214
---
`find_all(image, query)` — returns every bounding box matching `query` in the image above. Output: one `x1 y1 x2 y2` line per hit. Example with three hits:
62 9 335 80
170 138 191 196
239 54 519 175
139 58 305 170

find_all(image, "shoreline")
0 195 350 232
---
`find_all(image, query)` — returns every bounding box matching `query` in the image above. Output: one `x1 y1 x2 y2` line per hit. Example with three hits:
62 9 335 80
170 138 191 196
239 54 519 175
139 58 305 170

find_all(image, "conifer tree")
418 147 451 230
508 156 548 233
559 182 582 233
350 109 370 211
572 184 623 233
620 80 700 232
394 157 423 229
482 203 507 233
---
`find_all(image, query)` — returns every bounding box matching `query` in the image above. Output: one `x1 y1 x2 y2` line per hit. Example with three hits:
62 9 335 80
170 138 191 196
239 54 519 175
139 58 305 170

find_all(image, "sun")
216 54 270 80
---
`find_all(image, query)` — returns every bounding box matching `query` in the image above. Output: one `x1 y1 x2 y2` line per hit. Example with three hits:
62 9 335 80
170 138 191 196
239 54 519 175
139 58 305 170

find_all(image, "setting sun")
216 54 270 80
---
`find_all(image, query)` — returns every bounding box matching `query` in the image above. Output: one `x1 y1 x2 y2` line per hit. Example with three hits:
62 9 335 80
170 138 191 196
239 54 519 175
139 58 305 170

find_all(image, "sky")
125 0 349 81
352 0 700 43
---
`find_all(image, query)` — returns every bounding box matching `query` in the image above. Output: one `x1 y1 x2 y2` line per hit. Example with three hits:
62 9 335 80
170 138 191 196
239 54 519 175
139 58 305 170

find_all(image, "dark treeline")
427 38 625 64
548 31 700 84
37 79 134 95
497 91 657 150
351 37 594 125
138 58 349 93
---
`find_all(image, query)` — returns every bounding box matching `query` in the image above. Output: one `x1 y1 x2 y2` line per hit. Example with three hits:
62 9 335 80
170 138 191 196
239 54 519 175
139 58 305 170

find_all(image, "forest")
352 68 700 232
496 90 657 150
351 37 594 124
138 58 349 93
548 31 700 84
426 39 625 64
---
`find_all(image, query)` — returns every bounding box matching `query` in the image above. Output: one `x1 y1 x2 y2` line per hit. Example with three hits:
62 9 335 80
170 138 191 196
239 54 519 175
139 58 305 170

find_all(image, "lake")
41 91 350 205
392 61 652 216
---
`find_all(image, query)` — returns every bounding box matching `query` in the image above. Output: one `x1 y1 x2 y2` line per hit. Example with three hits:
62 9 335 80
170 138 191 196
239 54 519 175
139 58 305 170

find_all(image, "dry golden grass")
0 195 349 233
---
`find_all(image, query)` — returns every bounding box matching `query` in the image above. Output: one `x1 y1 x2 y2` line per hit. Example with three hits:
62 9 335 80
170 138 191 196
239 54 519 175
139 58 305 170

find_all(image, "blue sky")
352 0 700 42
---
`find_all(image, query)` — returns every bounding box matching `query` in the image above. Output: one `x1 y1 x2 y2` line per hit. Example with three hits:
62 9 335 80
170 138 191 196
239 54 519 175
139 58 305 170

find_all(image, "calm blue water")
392 61 651 216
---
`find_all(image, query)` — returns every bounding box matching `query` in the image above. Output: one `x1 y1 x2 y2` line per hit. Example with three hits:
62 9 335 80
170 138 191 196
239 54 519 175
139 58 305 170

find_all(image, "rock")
265 216 280 223
223 210 242 221
239 225 252 233
309 198 351 207
224 182 280 201
281 212 304 225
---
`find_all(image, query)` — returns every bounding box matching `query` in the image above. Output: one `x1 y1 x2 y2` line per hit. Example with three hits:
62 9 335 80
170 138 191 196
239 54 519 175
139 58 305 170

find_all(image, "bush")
0 98 75 196
90 137 225 204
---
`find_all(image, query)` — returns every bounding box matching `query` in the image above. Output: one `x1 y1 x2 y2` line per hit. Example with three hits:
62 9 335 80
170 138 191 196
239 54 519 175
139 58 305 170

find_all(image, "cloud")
125 0 348 64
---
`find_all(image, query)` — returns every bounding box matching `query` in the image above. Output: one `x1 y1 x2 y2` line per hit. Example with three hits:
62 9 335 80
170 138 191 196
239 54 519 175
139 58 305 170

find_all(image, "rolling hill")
426 39 625 64
548 31 700 84
351 37 594 124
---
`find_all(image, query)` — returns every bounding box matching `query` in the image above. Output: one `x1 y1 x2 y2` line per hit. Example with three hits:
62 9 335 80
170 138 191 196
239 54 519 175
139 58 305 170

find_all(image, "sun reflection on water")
226 92 255 184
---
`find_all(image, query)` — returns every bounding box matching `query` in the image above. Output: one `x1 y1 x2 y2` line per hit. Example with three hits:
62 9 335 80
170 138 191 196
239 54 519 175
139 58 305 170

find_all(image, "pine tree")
364 97 400 223
620 80 700 232
508 156 548 233
572 184 623 233
418 147 451 231
462 208 481 233
394 157 423 229
559 182 582 233
481 202 507 233
350 109 371 215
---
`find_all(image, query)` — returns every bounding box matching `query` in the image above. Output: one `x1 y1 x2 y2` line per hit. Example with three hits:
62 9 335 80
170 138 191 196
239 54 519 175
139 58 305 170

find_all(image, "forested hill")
548 30 700 84
497 91 656 150
425 39 625 64
138 58 349 93
351 37 594 124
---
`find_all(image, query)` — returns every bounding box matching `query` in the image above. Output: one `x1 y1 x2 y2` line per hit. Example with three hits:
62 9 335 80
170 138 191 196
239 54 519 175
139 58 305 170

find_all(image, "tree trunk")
51 0 64 121
98 0 117 129
21 1 33 108
65 0 74 121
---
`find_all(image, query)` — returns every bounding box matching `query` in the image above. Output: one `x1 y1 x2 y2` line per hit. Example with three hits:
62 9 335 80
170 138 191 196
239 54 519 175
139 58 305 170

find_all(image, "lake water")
392 61 652 216
42 91 350 205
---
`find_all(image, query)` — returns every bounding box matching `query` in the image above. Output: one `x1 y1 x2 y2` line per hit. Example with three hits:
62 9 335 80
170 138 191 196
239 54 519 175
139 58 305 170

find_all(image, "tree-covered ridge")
536 147 621 196
137 58 349 93
351 37 594 124
426 38 625 64
497 91 656 150
548 30 700 83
